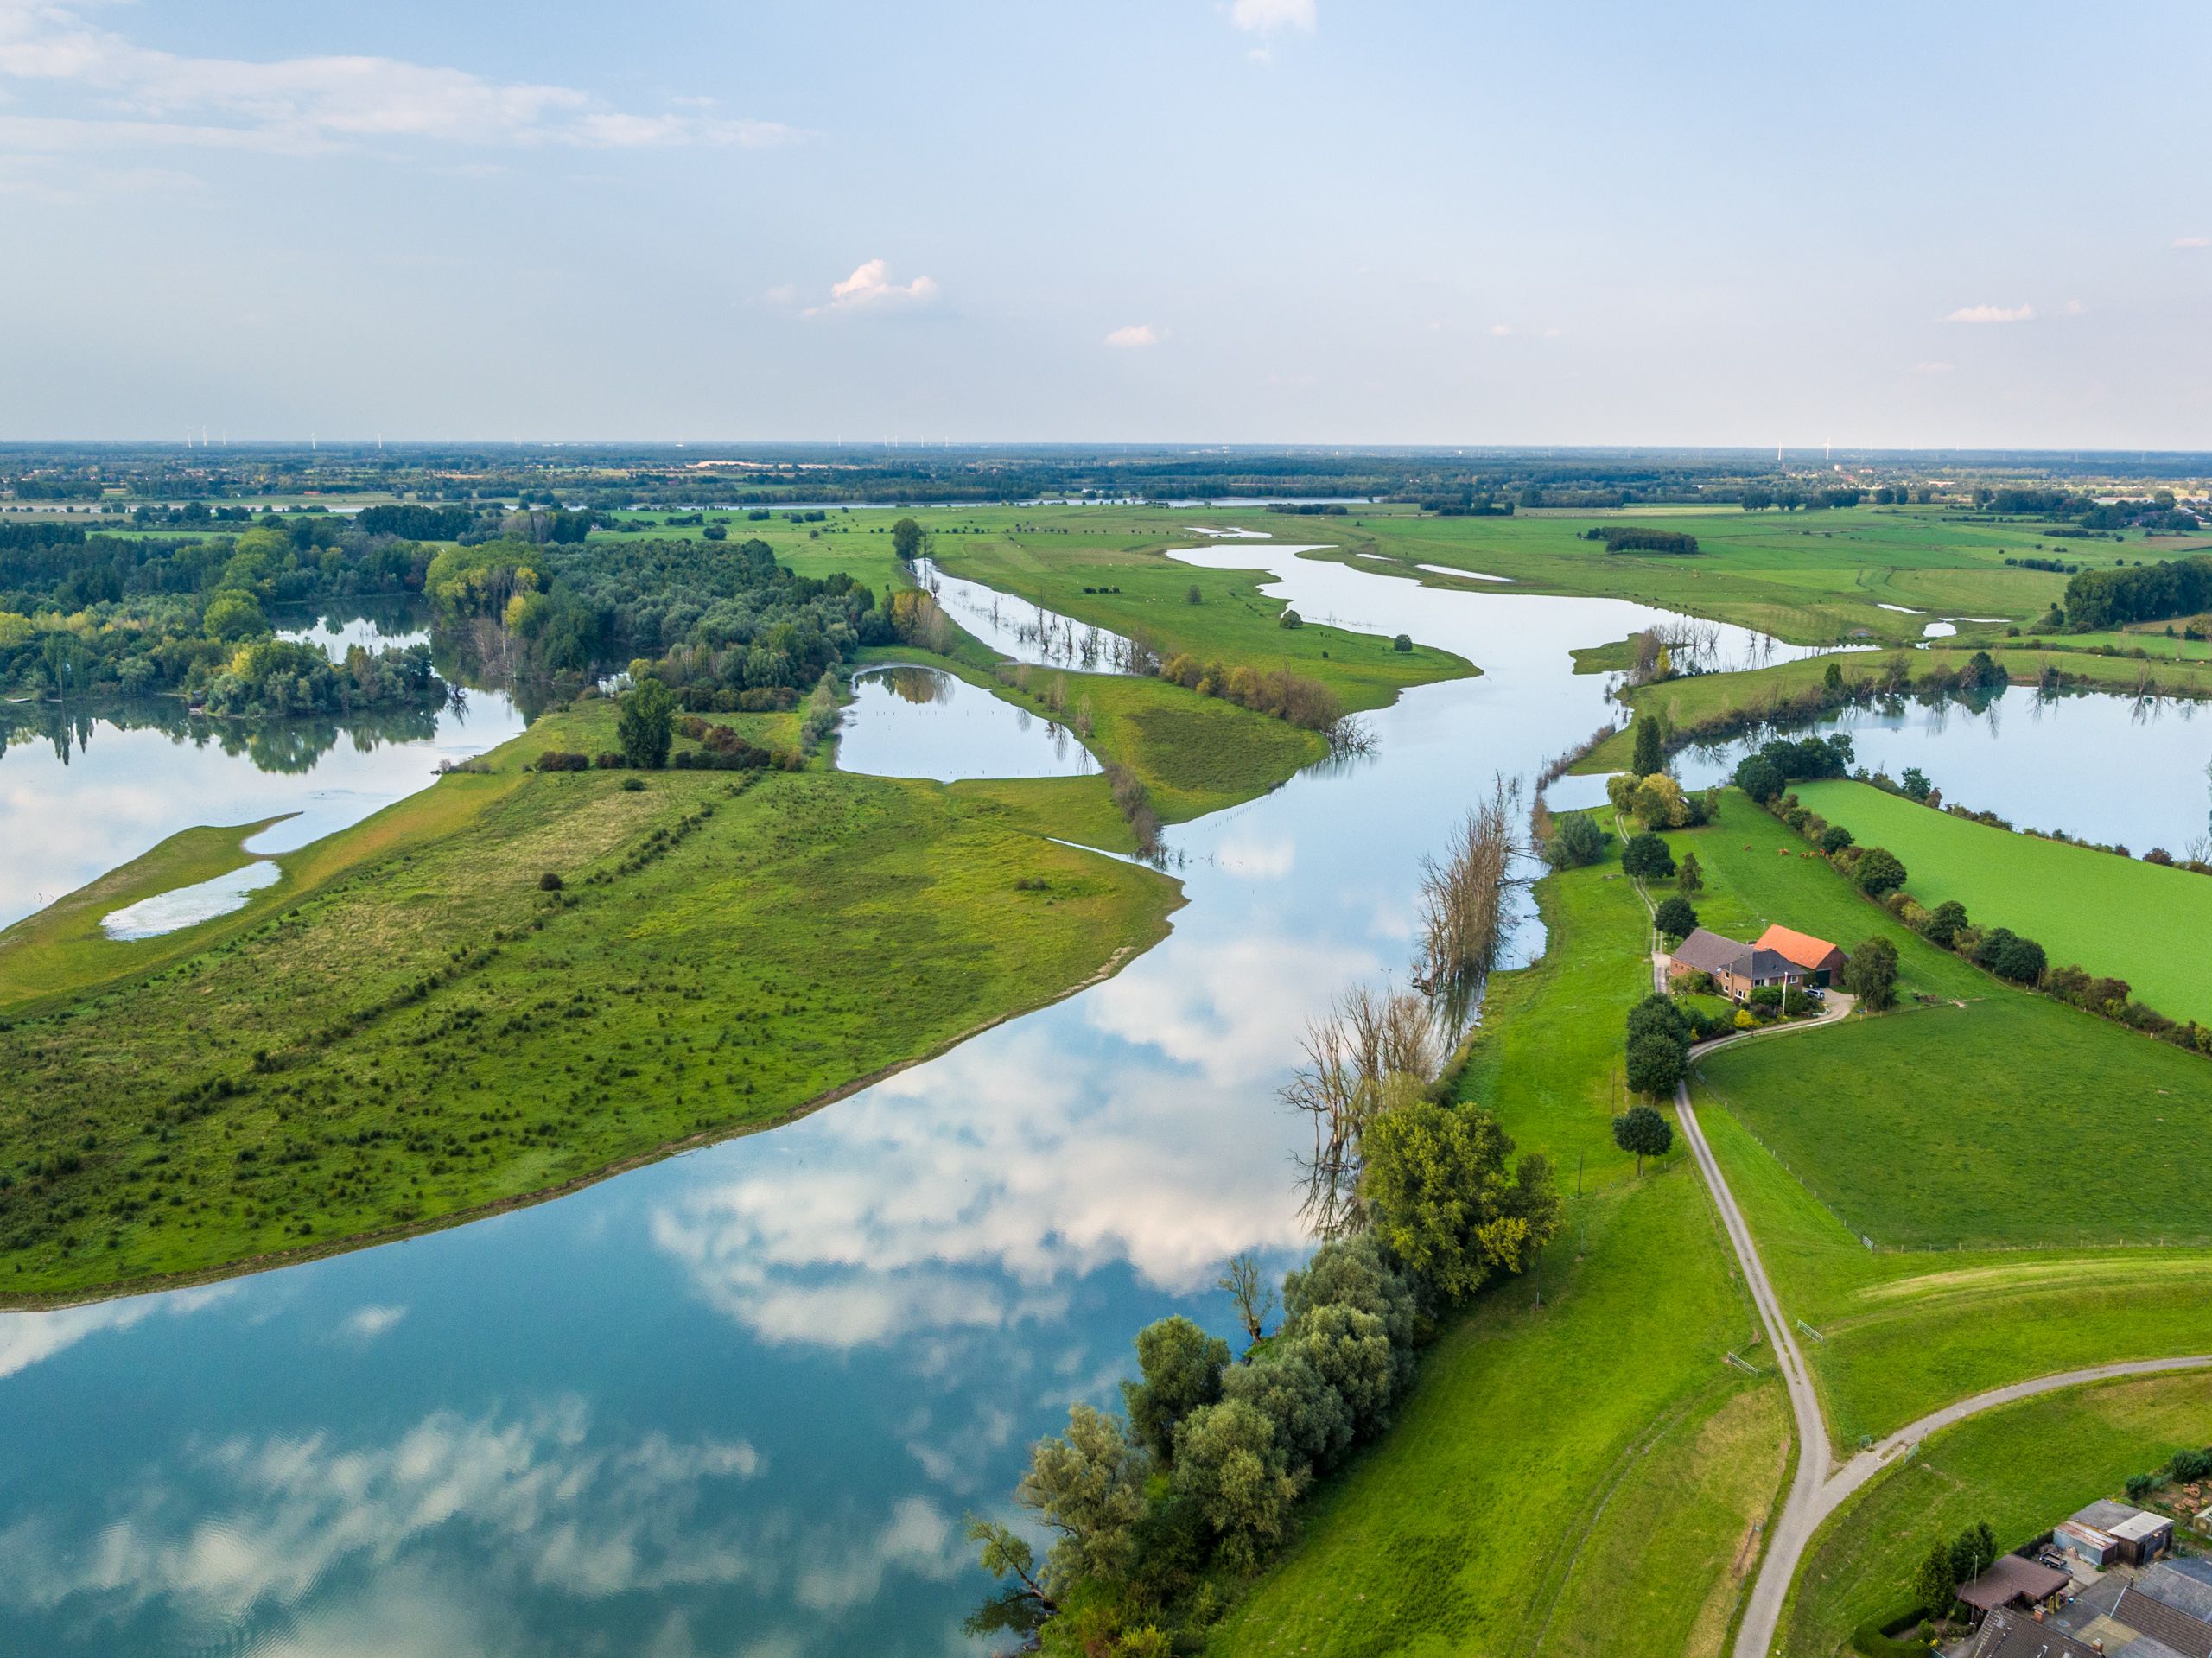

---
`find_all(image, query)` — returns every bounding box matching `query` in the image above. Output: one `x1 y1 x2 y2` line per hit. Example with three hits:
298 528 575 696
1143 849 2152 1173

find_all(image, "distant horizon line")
3 440 2211 462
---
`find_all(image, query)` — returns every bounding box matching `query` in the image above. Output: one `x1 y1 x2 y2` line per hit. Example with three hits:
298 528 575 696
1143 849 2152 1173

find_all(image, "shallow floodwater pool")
2 551 2209 1656
0 631 525 931
835 665 1095 782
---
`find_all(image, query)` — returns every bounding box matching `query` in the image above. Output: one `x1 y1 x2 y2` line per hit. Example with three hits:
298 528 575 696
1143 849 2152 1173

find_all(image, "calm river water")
3 550 2210 1656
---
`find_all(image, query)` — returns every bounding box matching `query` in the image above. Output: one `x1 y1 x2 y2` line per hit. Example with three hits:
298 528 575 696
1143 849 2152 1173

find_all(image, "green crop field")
1779 1370 2212 1656
1211 835 1789 1658
1669 794 2212 1254
1794 778 2212 1025
1623 792 2212 1455
0 702 1181 1302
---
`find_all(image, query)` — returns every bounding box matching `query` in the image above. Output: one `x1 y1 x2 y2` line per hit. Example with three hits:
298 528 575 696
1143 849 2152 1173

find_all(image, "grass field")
1617 792 2212 1454
1793 778 2212 1024
1210 833 1790 1658
1779 1370 2212 1655
608 501 2211 656
0 705 1182 1302
1670 793 2212 1254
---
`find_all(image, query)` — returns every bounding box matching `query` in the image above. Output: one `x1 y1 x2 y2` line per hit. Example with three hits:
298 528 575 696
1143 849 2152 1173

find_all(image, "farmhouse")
1754 924 1848 988
1665 927 1805 1001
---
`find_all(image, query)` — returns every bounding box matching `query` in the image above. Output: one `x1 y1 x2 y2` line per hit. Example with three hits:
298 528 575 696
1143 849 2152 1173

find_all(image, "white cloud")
338 1304 407 1341
2064 298 2088 315
0 1400 774 1626
2174 237 2209 249
0 1286 232 1380
0 3 791 156
1945 302 2033 324
1103 322 1160 348
1231 0 1318 33
805 258 938 315
1489 322 1512 337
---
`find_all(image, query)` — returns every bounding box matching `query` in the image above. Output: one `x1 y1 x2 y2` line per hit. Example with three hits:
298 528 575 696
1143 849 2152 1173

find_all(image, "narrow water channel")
2 550 2208 1655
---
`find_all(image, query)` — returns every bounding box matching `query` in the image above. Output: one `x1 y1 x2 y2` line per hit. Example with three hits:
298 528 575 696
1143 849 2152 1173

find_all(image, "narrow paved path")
1614 839 2212 1654
1683 1076 2212 1656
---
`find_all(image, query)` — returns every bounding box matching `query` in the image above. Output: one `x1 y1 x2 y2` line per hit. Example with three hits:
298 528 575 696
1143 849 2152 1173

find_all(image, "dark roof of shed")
1960 1555 2074 1612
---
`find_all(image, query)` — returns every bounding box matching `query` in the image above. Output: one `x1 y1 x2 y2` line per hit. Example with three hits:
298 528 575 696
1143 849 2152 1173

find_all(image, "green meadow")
1624 791 2212 1454
1794 778 2212 1024
0 700 1181 1301
1673 793 2212 1254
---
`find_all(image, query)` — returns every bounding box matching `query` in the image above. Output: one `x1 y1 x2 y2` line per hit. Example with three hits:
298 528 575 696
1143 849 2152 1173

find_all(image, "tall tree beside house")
1676 849 1703 898
1913 1539 1961 1620
1652 895 1698 940
1842 936 1899 1011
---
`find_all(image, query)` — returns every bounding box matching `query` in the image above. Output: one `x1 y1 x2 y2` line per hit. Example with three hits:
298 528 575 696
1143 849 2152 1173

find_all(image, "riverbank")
1207 829 1789 1658
0 697 1184 1304
1577 643 2212 774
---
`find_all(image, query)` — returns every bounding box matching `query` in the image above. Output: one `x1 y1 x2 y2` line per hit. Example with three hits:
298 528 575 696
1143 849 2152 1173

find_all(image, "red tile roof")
1755 924 1844 971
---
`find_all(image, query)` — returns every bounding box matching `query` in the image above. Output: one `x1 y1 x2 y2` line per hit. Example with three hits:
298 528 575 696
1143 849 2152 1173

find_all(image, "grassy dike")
1209 830 1790 1658
1631 795 2212 1457
0 696 1184 1303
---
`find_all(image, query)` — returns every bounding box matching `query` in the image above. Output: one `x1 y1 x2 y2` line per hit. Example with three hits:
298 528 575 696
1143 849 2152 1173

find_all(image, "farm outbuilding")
2054 1519 2118 1567
2071 1501 2174 1565
1754 924 1849 988
1957 1554 2072 1616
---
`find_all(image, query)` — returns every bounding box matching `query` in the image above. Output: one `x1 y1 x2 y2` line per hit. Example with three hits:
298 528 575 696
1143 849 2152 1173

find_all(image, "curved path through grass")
1618 824 2212 1656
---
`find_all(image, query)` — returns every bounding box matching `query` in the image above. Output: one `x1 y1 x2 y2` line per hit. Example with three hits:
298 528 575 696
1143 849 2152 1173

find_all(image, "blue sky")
2 0 2209 447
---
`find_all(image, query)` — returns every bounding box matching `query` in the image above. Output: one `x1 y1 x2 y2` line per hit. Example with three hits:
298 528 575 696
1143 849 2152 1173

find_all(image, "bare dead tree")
1283 983 1441 1238
1415 776 1521 1004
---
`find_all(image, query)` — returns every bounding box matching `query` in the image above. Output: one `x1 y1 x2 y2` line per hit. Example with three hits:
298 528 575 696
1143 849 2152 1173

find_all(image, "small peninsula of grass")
0 708 1181 1303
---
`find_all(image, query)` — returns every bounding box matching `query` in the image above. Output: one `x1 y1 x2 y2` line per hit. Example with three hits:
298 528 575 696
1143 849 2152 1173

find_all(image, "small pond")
913 559 1144 674
0 615 526 931
836 666 1096 783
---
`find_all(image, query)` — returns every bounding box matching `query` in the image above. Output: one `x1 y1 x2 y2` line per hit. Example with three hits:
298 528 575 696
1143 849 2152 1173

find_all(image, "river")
3 549 2209 1655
